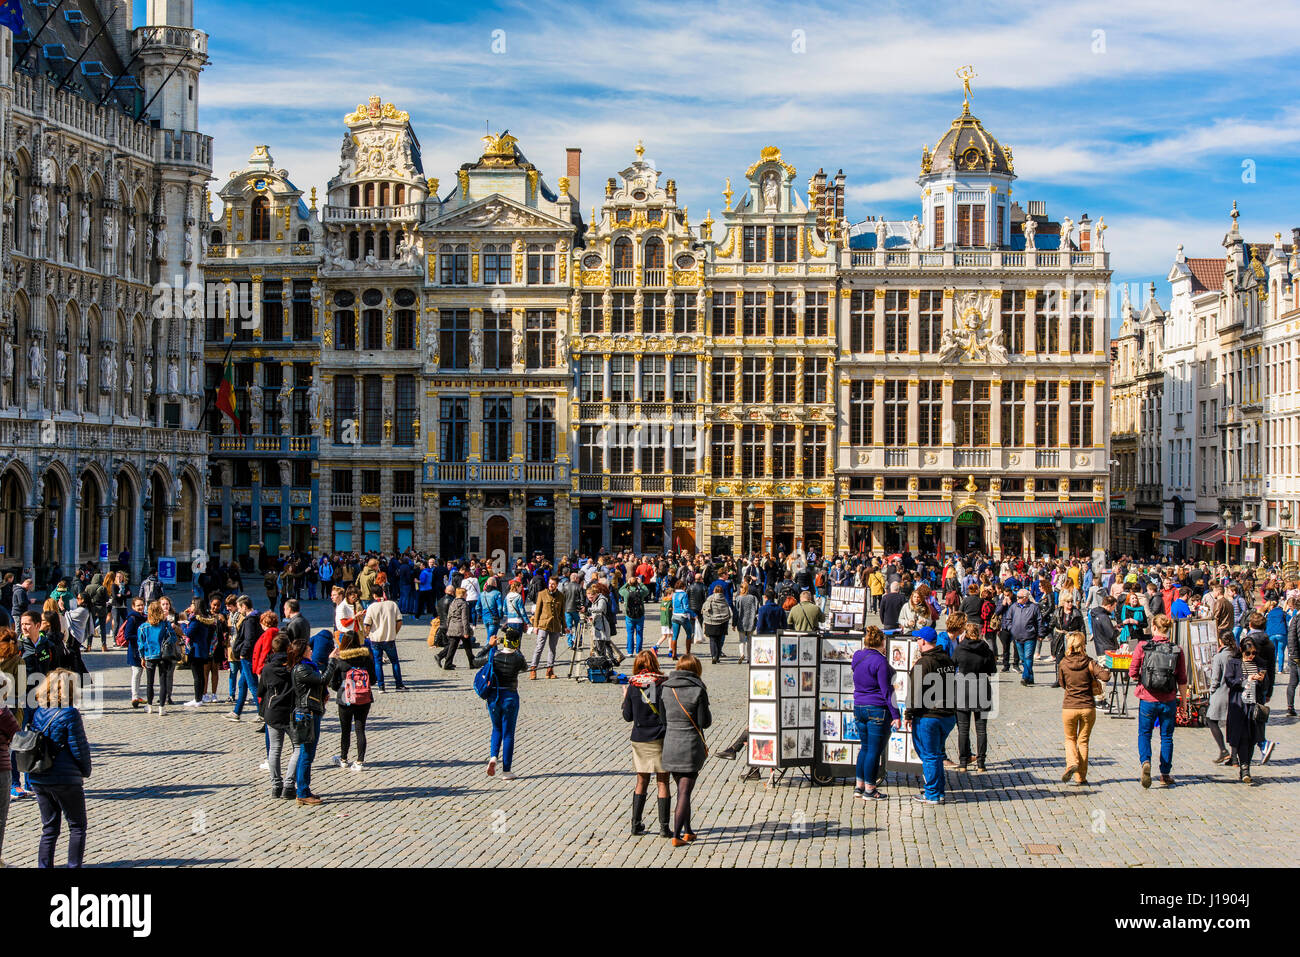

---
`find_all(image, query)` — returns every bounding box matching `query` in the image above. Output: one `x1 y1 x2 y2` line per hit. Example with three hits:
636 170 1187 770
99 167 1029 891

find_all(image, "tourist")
363 585 406 691
0 696 15 865
137 601 178 716
0 629 27 800
484 627 527 781
1205 631 1238 764
953 621 996 772
905 627 958 805
1058 631 1108 786
1005 589 1046 687
733 581 759 664
1049 596 1085 689
182 599 219 708
1118 592 1149 646
879 581 905 632
478 577 506 646
1129 613 1187 788
529 576 564 679
700 582 732 664
1288 599 1300 716
622 650 671 835
1242 612 1277 764
226 595 262 721
669 578 695 658
504 580 528 635
662 654 711 846
1226 637 1266 784
618 575 650 657
852 625 899 799
442 586 475 671
787 589 824 632
27 668 92 868
323 630 376 772
258 635 295 799
284 636 326 806
898 585 935 633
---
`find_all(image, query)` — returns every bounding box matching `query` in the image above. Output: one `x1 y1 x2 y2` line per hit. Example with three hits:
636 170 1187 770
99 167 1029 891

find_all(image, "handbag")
427 618 441 648
671 687 709 757
290 708 317 746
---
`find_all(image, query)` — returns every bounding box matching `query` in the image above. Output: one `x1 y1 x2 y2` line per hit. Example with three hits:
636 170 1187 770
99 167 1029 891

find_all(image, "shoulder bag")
671 687 709 757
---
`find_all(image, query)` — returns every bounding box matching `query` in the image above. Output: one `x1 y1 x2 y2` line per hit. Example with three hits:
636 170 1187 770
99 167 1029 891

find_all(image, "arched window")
614 237 633 268
378 231 390 260
348 231 359 260
250 196 270 241
363 231 375 258
349 185 360 207
379 183 390 206
394 185 405 204
296 227 310 243
363 183 374 206
211 229 223 246
644 237 665 269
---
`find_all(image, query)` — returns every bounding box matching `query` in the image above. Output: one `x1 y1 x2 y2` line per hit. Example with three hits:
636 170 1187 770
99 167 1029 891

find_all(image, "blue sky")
187 0 1300 328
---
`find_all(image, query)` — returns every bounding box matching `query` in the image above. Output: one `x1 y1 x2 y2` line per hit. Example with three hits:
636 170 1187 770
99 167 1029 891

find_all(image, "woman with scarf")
182 600 219 707
1225 636 1266 784
284 636 326 805
622 650 671 836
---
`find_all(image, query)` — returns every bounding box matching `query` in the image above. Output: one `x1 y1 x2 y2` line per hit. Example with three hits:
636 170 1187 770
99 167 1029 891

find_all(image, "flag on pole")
215 355 239 433
0 0 25 34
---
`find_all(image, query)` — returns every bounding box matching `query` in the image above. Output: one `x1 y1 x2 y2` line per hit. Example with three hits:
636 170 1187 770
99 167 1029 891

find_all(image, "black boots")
657 796 672 837
631 792 647 835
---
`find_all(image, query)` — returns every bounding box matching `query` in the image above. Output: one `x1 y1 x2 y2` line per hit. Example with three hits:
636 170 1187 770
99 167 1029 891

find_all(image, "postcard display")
813 633 924 782
746 631 820 769
826 585 868 630
1175 618 1218 696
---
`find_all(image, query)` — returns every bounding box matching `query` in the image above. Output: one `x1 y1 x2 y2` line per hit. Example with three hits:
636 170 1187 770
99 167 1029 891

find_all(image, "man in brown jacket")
1210 584 1233 639
529 576 565 679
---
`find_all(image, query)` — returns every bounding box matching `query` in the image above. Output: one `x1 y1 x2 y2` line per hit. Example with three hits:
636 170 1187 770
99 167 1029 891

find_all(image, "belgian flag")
215 354 239 433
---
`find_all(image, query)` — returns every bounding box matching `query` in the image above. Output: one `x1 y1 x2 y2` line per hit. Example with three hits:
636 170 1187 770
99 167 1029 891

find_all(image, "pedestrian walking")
284 636 326 806
905 628 958 805
1058 631 1108 785
484 627 527 780
323 630 376 772
137 601 179 716
442 587 475 671
1129 613 1188 788
618 576 650 656
700 583 731 664
1226 636 1266 784
27 669 92 868
953 621 997 772
258 636 295 799
362 585 406 691
1206 632 1237 764
733 581 759 664
662 654 711 846
622 650 671 835
528 577 564 679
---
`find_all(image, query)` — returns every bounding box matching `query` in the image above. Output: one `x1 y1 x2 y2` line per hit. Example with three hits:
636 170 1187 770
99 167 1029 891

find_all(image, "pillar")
98 506 113 574
632 501 642 554
21 507 38 578
62 493 78 569
164 505 177 562
600 499 610 553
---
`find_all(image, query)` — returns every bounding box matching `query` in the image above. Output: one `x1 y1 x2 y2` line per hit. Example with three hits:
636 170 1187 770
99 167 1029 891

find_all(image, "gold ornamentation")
558 176 570 195
458 169 469 197
428 177 439 195
722 178 734 211
344 96 410 125
746 146 796 179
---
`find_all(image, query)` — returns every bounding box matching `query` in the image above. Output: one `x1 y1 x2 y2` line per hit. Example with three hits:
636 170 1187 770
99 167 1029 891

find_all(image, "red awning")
610 501 633 520
1250 529 1279 544
995 501 1106 520
1225 522 1249 546
842 500 954 520
1192 528 1224 546
1160 521 1216 543
641 502 664 521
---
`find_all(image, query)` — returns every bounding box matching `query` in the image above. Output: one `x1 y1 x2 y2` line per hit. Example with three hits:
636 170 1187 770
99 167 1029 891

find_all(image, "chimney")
565 148 581 208
833 169 846 224
1291 226 1299 249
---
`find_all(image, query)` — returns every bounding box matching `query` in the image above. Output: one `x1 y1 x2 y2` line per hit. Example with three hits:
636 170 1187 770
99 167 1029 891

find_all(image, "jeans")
307 580 317 600
33 782 87 868
0 777 9 857
912 714 957 800
954 710 988 765
624 617 644 655
233 659 258 716
1016 640 1037 682
267 726 288 790
487 690 521 772
565 610 581 641
1137 698 1177 775
1273 636 1288 675
484 620 500 644
854 705 890 786
671 619 693 653
372 640 404 689
286 712 323 798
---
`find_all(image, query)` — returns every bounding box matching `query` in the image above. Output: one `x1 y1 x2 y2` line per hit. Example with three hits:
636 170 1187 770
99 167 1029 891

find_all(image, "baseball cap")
913 626 938 644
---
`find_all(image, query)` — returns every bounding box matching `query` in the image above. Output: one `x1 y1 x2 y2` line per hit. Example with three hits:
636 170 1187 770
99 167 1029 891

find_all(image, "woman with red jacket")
251 610 280 677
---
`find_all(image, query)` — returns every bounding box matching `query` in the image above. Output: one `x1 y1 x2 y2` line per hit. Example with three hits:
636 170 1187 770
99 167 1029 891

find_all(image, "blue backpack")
473 646 497 700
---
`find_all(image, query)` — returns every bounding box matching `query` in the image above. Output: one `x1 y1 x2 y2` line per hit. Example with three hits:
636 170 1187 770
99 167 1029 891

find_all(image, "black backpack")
624 586 646 620
1139 640 1181 695
11 711 61 774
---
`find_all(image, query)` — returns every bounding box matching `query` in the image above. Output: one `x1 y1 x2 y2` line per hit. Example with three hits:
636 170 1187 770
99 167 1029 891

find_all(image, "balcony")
159 129 213 171
329 492 355 509
392 493 419 509
210 435 318 456
883 449 908 468
323 203 422 224
644 268 666 286
424 462 562 485
844 248 1105 271
954 449 991 468
612 268 634 287
1035 450 1060 469
133 25 209 58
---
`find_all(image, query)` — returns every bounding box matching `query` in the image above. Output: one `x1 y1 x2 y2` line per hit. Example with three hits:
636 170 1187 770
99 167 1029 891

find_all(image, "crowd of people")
0 544 1295 865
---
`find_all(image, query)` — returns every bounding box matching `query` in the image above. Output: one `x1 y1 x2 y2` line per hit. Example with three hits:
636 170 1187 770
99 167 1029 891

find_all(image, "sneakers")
912 794 944 806
330 755 345 768
863 788 887 800
224 712 241 722
1261 742 1277 765
156 705 166 716
501 771 517 781
852 787 864 800
1140 761 1152 789
131 698 143 709
144 704 152 714
373 687 385 694
259 761 269 771
351 762 364 772
184 699 202 708
487 757 497 777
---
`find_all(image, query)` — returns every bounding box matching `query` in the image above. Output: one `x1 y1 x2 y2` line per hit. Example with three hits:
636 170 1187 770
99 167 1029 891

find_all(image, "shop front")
439 492 468 560
954 511 983 554
577 498 603 556
610 500 634 551
670 500 697 554
842 499 953 557
640 501 665 554
525 493 555 561
1157 520 1215 560
996 501 1106 559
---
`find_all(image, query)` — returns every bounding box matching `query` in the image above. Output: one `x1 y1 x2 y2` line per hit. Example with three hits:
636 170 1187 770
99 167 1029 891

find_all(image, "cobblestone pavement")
5 585 1298 868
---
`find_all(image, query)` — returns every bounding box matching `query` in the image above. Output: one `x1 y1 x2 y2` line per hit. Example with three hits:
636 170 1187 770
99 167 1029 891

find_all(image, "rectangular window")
483 395 512 462
1036 290 1061 353
262 281 284 342
610 435 634 473
711 426 736 477
641 355 666 402
439 309 470 369
579 425 603 474
1001 380 1025 445
672 357 697 403
803 425 826 479
611 293 634 335
483 310 511 370
957 204 985 246
918 380 942 446
482 244 510 285
394 309 415 351
742 357 767 404
772 225 797 263
581 292 603 334
711 291 736 337
1069 381 1094 447
773 357 798 404
711 357 737 405
933 206 945 248
643 293 666 334
742 291 765 338
439 397 469 461
440 244 469 285
361 470 381 495
673 295 696 334
362 309 383 351
1068 290 1094 354
742 424 766 478
803 357 828 404
393 470 415 496
997 205 1005 247
883 380 907 446
1001 290 1027 355
953 380 991 447
333 376 355 443
772 425 796 479
334 309 355 351
394 375 416 446
849 381 874 446
362 374 382 445
292 281 312 341
1035 381 1060 446
850 290 874 352
526 398 555 463
917 290 942 354
884 290 908 353
610 355 634 402
332 469 353 494
743 226 767 263
805 291 829 338
773 291 797 337
525 310 555 369
526 244 555 285
579 355 604 402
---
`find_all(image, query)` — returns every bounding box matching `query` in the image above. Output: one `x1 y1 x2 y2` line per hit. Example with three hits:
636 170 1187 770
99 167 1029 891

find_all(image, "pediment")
431 195 568 232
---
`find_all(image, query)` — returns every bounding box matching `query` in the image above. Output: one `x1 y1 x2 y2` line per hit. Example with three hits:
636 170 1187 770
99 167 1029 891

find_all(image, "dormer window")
250 196 270 241
956 202 984 246
645 209 662 224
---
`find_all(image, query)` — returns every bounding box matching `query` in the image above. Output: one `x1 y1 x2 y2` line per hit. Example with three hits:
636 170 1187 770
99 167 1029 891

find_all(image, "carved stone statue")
145 224 154 262
157 228 169 262
1059 216 1074 251
103 215 117 254
126 222 137 259
363 251 379 271
77 351 87 389
908 215 923 248
248 382 263 415
276 384 292 424
761 171 779 212
124 354 134 393
874 218 888 250
143 358 153 395
166 358 178 394
306 382 322 428
1022 217 1037 250
57 199 69 249
468 327 482 367
1094 217 1106 251
28 341 45 384
100 351 114 392
79 205 90 251
55 346 66 387
184 228 194 263
511 325 524 363
556 326 569 365
30 192 48 256
2 337 14 383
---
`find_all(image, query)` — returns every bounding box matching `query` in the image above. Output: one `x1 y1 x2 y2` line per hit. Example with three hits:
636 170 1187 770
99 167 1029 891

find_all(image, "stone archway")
486 514 509 575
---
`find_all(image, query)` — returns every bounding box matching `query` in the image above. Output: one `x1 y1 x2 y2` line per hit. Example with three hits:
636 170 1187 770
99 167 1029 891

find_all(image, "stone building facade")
0 0 211 584
1109 286 1165 557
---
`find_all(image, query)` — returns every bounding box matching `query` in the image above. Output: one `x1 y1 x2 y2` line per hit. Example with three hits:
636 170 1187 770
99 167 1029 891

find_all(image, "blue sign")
158 557 177 585
99 543 109 561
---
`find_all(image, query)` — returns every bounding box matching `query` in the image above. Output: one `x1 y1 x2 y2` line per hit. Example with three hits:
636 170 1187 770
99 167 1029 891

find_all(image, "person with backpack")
23 669 91 868
619 576 650 656
181 600 218 708
622 650 671 836
257 635 296 799
323 630 376 772
139 570 163 606
284 636 327 806
137 601 179 716
1128 612 1188 788
483 627 527 780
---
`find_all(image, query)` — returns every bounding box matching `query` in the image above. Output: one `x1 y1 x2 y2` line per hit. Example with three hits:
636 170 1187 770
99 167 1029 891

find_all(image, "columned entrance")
955 510 984 554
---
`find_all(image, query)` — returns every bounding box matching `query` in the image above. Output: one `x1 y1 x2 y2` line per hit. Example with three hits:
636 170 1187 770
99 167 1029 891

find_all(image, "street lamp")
746 502 755 557
895 505 906 554
1222 507 1233 565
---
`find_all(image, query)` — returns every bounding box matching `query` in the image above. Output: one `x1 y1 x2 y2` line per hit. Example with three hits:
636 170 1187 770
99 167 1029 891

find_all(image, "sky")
182 0 1300 330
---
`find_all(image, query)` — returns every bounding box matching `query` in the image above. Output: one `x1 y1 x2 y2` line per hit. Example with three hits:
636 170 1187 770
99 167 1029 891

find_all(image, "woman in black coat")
952 622 997 770
661 654 711 847
284 636 327 805
258 636 294 799
621 650 670 838
1225 638 1266 784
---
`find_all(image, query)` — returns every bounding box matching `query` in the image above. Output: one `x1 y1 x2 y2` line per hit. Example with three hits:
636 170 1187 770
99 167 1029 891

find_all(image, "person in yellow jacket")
868 567 886 614
357 559 379 609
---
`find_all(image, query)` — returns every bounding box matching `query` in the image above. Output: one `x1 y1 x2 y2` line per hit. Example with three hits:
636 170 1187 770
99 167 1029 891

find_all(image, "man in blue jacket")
1004 590 1046 686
